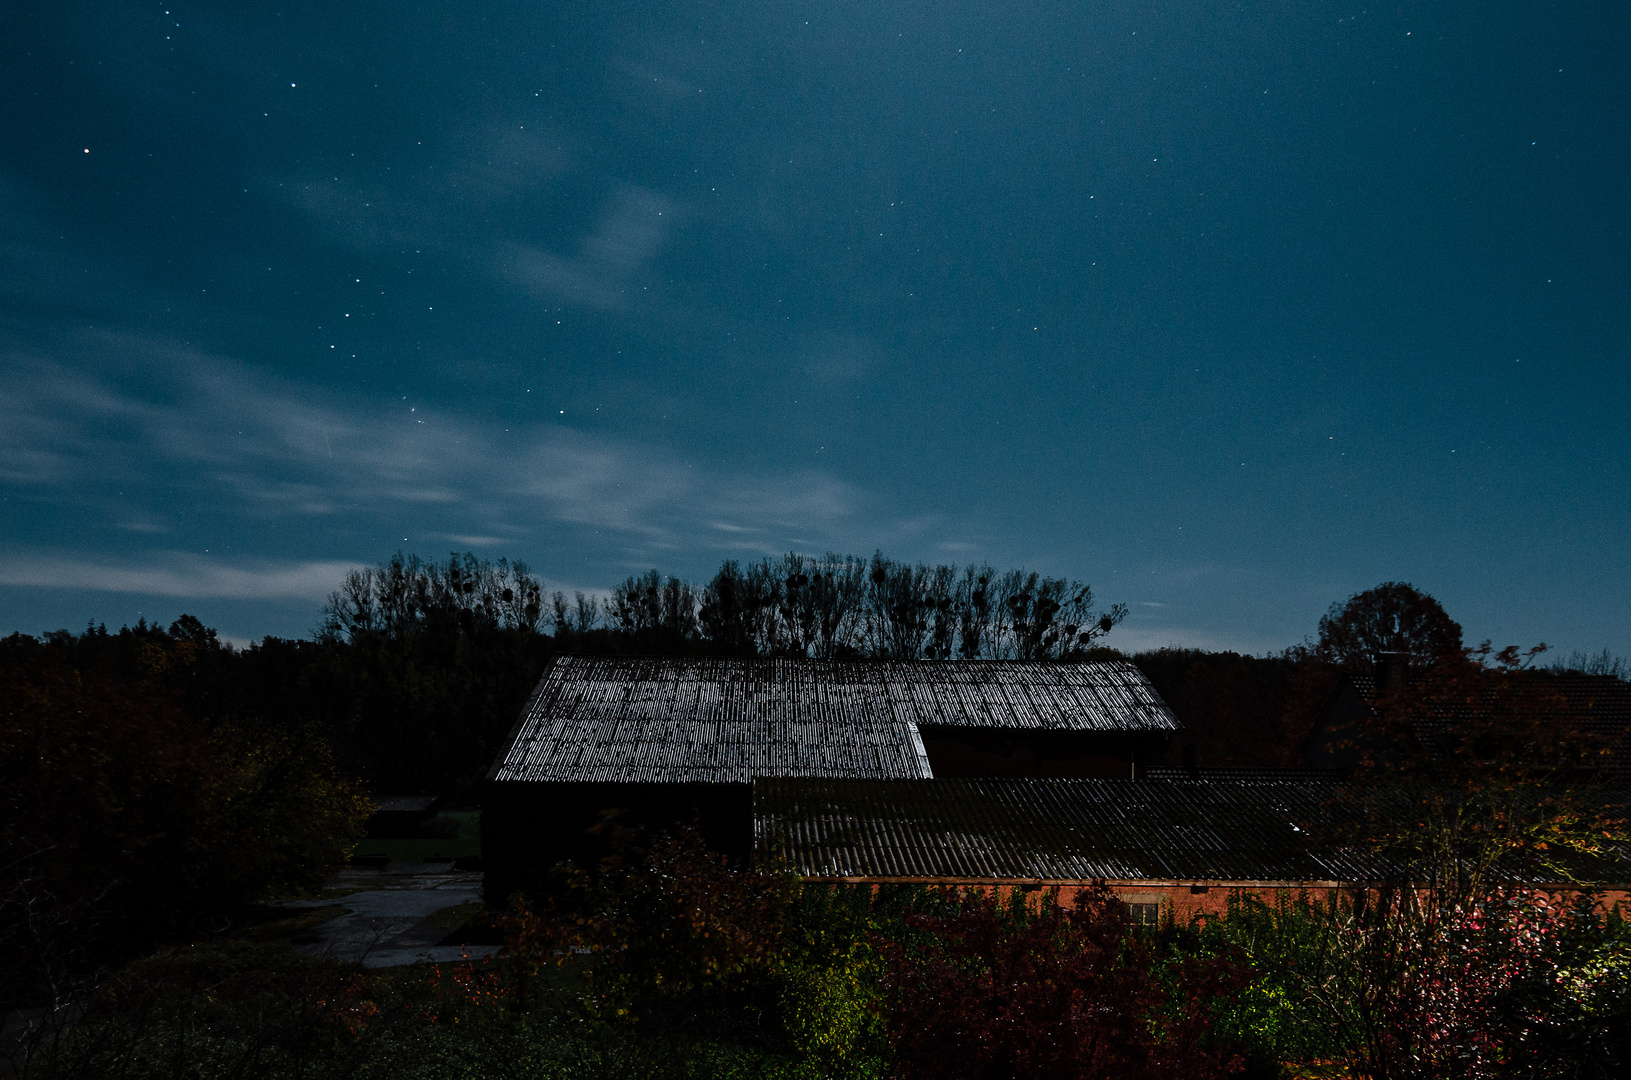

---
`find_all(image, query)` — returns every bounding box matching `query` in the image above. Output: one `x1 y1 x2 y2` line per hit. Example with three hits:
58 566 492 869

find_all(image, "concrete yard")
274 860 499 968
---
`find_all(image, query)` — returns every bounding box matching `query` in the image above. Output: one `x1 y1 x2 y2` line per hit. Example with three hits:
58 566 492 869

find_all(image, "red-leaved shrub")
877 886 1249 1080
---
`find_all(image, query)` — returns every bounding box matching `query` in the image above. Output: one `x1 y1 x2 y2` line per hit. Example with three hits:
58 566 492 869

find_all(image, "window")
1126 902 1160 927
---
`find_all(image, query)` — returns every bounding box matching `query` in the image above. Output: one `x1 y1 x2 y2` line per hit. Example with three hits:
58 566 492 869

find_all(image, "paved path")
274 861 500 968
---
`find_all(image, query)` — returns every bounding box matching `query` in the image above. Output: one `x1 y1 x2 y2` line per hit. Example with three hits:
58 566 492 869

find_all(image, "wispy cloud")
509 187 675 310
0 552 360 600
0 328 865 561
266 122 575 252
443 534 508 548
264 129 679 315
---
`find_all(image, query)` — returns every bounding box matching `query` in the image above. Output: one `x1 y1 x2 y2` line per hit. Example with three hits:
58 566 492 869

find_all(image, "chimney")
1373 651 1409 691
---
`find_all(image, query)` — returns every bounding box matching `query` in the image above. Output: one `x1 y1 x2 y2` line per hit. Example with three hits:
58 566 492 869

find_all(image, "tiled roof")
1518 674 1631 738
755 777 1378 883
489 656 1180 784
1350 671 1629 733
1345 671 1631 772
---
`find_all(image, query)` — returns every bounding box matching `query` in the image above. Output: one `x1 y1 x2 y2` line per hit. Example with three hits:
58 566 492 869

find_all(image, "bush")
875 886 1250 1080
1202 886 1631 1079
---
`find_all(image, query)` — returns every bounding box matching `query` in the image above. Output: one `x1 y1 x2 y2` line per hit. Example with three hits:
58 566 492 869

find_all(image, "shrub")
875 886 1250 1080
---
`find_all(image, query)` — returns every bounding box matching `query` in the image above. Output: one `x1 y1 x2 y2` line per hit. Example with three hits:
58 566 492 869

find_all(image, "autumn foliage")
878 887 1249 1080
477 830 1258 1078
492 827 801 1023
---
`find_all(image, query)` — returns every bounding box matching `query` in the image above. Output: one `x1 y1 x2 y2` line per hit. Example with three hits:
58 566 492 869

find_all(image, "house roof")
488 656 1181 784
1348 671 1630 732
1495 673 1631 740
1336 669 1631 771
754 776 1379 883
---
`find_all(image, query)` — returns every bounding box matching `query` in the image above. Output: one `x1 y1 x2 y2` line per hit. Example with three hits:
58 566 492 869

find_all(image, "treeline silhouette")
6 584 1624 1080
18 555 1553 806
1 617 371 1009
319 550 1129 662
11 559 1628 1022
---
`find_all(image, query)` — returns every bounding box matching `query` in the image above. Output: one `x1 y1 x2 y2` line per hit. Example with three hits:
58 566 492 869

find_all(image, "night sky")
2 1 1627 655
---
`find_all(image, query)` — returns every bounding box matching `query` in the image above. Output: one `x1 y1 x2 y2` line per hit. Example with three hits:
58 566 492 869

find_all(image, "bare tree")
699 560 774 655
550 590 602 637
320 552 545 641
956 566 996 659
686 551 1125 661
863 554 934 660
806 552 869 658
922 563 959 660
987 571 1126 660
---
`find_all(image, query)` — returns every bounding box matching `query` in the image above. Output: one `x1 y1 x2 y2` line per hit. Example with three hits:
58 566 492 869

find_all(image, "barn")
482 654 1182 901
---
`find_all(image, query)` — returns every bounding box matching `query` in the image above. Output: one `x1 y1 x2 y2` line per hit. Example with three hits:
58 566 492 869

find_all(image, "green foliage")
1490 891 1631 1073
874 886 1251 1080
1198 892 1359 1066
20 860 1631 1080
19 918 803 1080
489 834 895 1074
1197 887 1631 1079
776 886 889 1077
206 718 375 898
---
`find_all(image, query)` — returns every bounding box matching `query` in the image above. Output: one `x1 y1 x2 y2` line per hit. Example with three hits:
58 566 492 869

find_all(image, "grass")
426 901 484 933
109 904 345 986
352 809 481 862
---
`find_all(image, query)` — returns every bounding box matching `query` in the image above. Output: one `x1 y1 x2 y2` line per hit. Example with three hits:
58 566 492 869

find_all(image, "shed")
754 777 1631 920
483 655 1181 900
366 794 443 839
755 776 1371 885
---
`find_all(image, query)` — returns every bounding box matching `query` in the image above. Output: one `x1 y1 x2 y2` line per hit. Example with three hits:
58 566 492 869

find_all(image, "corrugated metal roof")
758 778 1631 885
489 656 1180 784
755 777 1380 883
